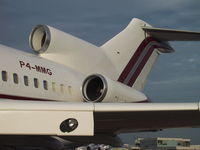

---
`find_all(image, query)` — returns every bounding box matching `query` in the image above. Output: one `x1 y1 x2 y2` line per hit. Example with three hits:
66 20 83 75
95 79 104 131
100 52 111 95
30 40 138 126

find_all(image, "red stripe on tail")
127 46 155 86
118 37 156 85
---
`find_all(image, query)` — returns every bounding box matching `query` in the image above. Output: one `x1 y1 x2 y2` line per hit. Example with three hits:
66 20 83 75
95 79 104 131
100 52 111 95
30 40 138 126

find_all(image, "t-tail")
29 18 200 93
101 18 200 91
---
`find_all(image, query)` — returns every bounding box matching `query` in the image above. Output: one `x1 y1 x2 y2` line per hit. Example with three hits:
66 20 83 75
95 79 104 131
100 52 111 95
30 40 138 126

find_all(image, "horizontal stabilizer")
143 27 200 41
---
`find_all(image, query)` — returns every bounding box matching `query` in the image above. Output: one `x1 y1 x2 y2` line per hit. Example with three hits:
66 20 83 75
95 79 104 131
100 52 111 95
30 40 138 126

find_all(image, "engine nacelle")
29 25 116 77
29 24 74 54
82 74 148 103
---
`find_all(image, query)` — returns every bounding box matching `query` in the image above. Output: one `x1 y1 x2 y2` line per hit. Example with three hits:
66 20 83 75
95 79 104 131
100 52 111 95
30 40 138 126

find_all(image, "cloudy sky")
0 0 200 145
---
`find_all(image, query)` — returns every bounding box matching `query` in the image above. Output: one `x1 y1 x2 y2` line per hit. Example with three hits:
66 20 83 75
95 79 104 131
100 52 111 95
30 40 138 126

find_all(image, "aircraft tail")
29 18 200 92
101 18 173 91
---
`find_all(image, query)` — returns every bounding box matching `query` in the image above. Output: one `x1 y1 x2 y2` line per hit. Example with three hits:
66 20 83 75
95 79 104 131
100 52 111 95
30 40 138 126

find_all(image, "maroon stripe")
118 37 156 83
0 94 151 103
0 94 57 101
127 43 166 87
127 46 155 87
133 99 151 103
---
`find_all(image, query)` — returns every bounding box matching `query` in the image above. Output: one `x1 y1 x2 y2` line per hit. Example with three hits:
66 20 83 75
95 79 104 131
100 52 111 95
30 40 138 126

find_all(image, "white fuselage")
0 44 148 103
0 19 155 103
0 44 85 102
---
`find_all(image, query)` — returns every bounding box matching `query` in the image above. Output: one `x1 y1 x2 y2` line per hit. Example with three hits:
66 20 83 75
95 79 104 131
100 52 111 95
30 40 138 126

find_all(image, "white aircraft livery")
0 18 200 149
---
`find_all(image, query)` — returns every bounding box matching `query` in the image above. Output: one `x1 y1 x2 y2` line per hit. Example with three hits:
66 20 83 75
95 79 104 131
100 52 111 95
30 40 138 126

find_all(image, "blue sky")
0 0 200 145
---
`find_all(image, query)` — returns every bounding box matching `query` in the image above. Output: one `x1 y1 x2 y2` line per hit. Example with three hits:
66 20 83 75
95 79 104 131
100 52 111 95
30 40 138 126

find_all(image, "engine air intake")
82 74 107 102
29 25 50 53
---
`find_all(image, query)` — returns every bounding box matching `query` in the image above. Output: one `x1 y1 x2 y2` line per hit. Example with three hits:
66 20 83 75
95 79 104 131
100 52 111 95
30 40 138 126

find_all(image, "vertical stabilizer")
101 18 173 91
